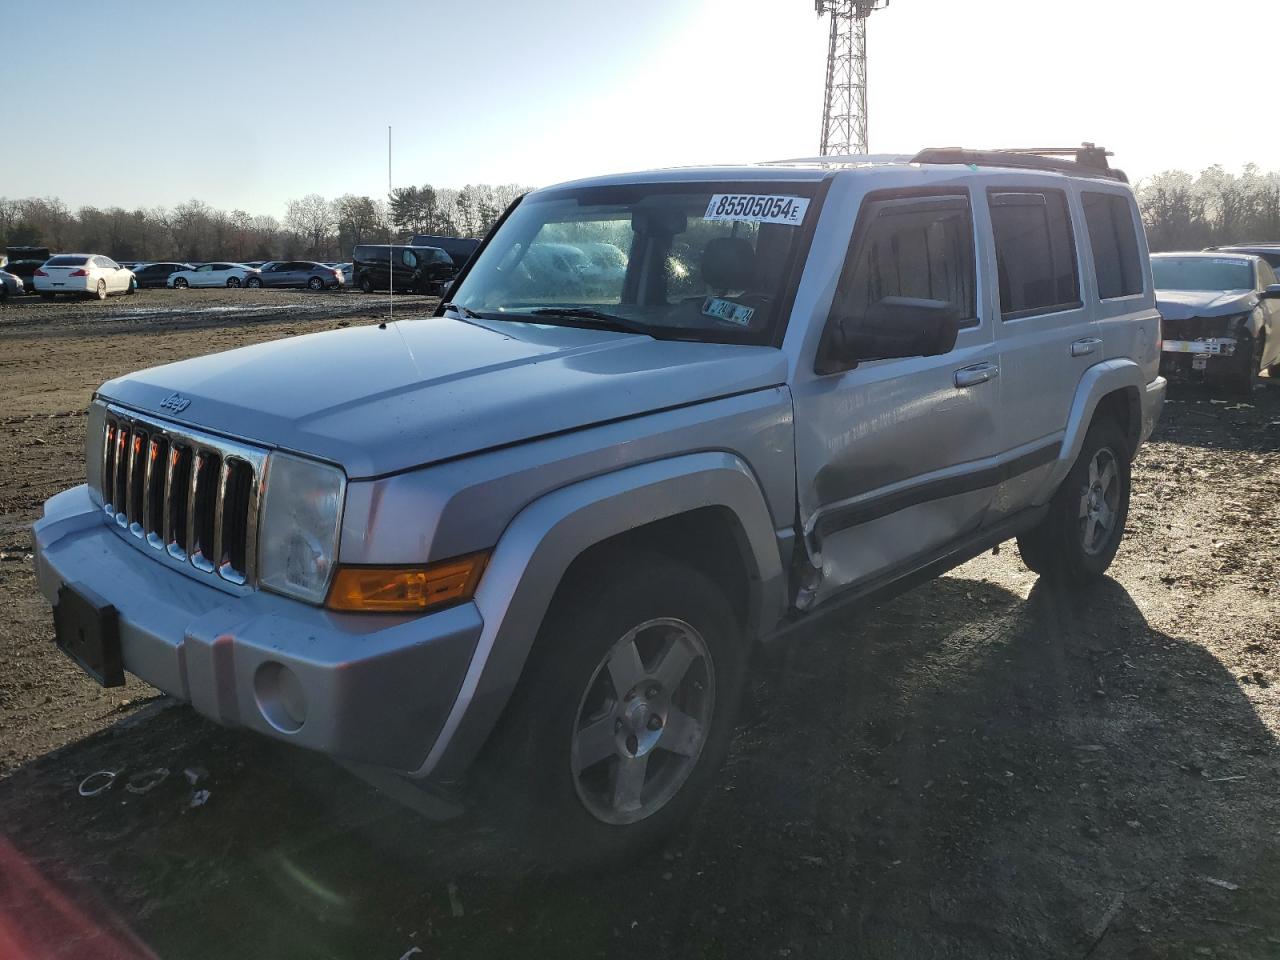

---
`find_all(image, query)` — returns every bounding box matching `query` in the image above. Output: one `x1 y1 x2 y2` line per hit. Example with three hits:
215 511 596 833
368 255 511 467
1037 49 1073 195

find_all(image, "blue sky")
2 0 1270 217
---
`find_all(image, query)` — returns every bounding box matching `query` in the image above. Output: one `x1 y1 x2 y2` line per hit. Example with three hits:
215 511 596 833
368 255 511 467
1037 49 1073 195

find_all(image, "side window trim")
987 186 1083 321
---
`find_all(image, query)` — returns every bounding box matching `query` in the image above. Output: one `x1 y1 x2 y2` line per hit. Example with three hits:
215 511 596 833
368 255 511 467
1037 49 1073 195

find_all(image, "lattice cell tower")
816 0 891 156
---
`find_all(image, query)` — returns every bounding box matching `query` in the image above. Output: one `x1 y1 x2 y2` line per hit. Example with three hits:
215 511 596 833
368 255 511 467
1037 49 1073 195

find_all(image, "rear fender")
413 451 785 780
1035 359 1146 503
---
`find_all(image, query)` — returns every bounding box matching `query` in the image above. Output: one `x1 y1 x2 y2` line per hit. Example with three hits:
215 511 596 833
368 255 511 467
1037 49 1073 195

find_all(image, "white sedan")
167 262 262 288
33 254 136 300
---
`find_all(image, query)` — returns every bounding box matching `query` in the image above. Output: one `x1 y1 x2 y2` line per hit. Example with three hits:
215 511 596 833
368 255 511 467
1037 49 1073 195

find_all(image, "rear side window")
1082 192 1143 299
832 192 978 331
988 189 1080 319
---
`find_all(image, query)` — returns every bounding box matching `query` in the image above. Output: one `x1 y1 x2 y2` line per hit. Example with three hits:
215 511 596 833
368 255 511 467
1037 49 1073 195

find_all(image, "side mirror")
1261 283 1280 300
817 296 962 374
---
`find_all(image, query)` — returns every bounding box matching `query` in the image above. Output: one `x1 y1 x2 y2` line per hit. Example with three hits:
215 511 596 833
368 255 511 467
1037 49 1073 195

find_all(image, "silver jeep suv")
34 146 1165 860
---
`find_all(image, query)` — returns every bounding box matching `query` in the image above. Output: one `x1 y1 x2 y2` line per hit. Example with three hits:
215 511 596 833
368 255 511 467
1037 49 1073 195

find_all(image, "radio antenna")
387 125 393 324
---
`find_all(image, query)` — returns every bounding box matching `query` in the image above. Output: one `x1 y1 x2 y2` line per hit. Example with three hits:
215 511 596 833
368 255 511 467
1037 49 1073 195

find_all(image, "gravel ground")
1 295 1279 959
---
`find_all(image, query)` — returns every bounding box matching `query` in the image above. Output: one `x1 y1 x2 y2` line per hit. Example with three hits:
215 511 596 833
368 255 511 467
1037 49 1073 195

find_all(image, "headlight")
258 452 346 604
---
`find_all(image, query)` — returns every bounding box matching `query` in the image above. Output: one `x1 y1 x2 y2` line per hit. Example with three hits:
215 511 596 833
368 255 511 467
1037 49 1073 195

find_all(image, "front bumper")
33 485 481 773
1162 338 1236 357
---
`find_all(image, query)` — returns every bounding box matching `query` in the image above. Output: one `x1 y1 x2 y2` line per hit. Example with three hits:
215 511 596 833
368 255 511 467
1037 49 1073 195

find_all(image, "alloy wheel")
570 617 715 825
1078 447 1120 555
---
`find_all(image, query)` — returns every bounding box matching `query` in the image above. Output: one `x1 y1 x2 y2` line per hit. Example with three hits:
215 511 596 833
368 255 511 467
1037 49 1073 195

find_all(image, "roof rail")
910 143 1128 183
760 153 915 167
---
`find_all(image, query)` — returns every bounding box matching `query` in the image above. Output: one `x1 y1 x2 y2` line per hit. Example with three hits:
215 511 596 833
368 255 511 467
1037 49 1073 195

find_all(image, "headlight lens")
258 452 346 604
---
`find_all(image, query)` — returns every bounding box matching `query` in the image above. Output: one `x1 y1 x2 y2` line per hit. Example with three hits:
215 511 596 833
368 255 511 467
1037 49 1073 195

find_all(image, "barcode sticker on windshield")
704 194 809 226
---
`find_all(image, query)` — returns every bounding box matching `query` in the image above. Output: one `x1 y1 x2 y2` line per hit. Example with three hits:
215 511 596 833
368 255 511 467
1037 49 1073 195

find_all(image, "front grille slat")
102 423 117 510
212 457 230 577
98 409 265 587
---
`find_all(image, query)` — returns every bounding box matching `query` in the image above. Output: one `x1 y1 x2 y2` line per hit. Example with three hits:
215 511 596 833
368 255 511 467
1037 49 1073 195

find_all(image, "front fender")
1036 359 1146 503
413 451 785 780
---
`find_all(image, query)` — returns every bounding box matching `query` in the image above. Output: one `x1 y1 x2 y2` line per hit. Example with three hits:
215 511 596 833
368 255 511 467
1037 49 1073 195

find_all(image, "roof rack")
910 143 1128 183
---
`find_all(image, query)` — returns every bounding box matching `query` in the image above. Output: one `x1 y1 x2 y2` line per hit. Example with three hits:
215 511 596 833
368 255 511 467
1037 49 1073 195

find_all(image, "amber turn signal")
326 553 489 612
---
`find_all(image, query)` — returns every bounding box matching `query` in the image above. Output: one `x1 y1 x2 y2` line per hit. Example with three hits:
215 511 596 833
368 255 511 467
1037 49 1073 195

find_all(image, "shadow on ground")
2 574 1278 959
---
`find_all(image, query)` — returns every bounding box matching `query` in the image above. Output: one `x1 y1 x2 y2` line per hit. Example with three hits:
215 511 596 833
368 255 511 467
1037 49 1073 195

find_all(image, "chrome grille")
99 406 267 586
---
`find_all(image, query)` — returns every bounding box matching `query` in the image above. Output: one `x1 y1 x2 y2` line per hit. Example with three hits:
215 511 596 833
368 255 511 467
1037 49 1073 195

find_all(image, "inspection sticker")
703 194 810 225
702 297 755 326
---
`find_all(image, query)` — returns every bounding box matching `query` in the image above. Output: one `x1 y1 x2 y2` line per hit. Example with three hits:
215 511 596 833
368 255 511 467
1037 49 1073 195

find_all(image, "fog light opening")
253 660 308 734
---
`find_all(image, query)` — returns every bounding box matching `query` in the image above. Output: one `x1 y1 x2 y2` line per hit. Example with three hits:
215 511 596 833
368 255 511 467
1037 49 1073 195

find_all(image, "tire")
359 276 374 294
1017 418 1131 584
1227 333 1262 396
474 553 747 869
173 278 189 289
307 276 324 291
246 277 262 289
126 278 136 295
226 276 242 288
93 279 107 301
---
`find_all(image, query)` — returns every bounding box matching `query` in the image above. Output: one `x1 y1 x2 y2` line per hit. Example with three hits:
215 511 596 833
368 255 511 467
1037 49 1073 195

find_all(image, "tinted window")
1082 192 1142 299
1151 257 1254 291
830 192 978 332
989 189 1081 319
401 249 418 268
47 255 89 266
196 264 213 271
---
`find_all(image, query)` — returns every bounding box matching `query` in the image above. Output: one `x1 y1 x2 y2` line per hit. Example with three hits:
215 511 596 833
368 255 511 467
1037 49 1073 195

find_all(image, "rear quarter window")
1082 192 1143 299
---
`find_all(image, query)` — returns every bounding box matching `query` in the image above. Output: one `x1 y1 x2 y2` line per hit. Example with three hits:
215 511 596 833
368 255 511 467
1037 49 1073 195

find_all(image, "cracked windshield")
3 1 1280 958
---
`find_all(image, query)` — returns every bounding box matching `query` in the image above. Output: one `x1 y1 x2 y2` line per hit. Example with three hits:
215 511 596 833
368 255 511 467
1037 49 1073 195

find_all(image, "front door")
791 187 1004 606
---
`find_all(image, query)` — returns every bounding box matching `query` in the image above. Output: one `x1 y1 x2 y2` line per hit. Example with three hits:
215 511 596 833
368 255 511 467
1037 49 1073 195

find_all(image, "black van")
4 246 52 293
408 235 481 270
351 244 455 294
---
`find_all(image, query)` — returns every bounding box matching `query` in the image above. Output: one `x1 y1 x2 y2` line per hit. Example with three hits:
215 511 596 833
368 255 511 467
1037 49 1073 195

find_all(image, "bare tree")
285 194 335 257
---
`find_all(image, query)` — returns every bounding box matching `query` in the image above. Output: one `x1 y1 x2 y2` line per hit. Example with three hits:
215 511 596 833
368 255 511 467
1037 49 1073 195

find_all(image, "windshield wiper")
526 307 653 336
440 301 482 319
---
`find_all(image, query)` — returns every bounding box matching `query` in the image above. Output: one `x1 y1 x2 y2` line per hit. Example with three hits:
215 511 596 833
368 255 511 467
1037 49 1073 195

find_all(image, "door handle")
1071 337 1102 357
953 362 999 388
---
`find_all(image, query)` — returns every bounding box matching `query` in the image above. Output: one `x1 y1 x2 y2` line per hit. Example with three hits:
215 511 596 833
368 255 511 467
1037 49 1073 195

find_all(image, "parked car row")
2 238 480 302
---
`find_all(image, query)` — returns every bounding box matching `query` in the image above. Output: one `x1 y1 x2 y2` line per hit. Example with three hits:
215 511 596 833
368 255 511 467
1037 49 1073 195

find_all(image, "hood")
98 316 788 478
1155 288 1256 322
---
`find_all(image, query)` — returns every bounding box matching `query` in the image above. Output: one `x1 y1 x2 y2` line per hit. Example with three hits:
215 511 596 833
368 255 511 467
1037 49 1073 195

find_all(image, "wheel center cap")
621 697 664 757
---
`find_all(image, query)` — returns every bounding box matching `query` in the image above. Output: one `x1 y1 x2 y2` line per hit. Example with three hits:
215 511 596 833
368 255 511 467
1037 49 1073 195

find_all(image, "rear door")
983 182 1098 519
791 186 1003 604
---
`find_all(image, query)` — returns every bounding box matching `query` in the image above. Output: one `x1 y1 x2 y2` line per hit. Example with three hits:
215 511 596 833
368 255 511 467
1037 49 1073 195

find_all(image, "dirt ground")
2 292 1279 959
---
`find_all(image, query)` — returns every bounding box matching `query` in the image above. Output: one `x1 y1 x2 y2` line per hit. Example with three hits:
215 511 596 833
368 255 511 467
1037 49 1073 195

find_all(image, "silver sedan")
0 268 24 300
